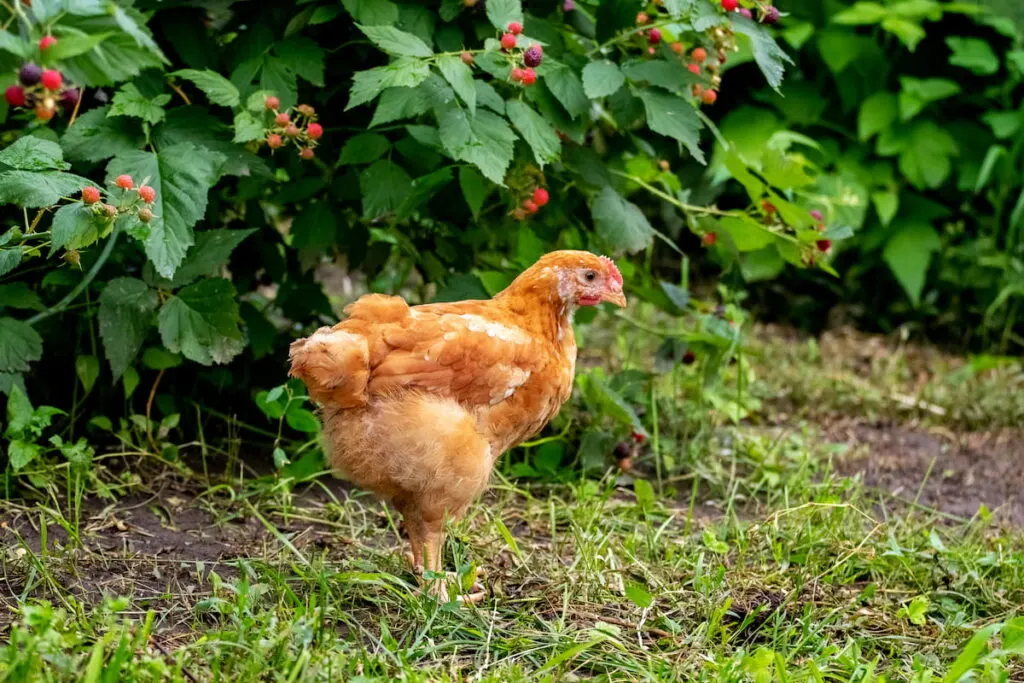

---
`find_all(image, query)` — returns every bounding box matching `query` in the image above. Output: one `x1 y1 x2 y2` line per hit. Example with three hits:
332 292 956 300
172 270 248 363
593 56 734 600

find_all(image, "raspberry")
721 0 738 10
520 68 537 85
274 112 290 126
692 47 708 62
522 199 539 214
137 185 156 204
618 455 633 472
636 12 649 24
306 122 323 140
18 63 41 86
40 69 62 90
81 186 100 205
810 209 823 221
703 232 717 246
816 239 832 252
266 134 283 149
34 103 54 120
647 28 662 44
500 33 517 50
532 187 549 206
682 350 696 365
631 431 645 443
659 160 670 172
688 63 701 75
763 5 780 24
296 104 316 117
300 147 315 160
460 51 474 65
39 36 57 50
510 67 525 82
507 21 523 35
563 0 575 10
5 85 25 107
692 84 704 98
285 124 300 137
265 96 280 110
670 42 683 54
739 7 752 18
115 174 134 190
614 442 631 458
647 47 656 55
138 207 153 223
60 88 80 108
702 89 718 105
102 204 118 218
762 201 777 214
523 44 543 67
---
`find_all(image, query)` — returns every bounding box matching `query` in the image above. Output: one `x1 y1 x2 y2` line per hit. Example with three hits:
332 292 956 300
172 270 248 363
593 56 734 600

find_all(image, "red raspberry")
35 104 55 121
500 33 517 50
810 209 823 221
523 45 543 67
762 201 777 214
306 123 323 140
266 134 283 149
703 232 717 246
647 47 656 55
510 67 525 82
692 84 704 98
688 63 701 75
763 6 780 24
300 147 315 160
636 12 649 24
460 51 474 65
274 112 290 126
682 350 696 365
522 199 539 214
40 69 62 90
631 431 645 443
39 36 57 50
5 85 25 107
138 207 153 223
816 239 832 252
692 47 708 62
115 174 134 190
739 7 752 18
670 42 683 54
137 185 156 204
265 96 280 110
81 187 100 205
285 124 300 137
521 68 537 85
647 28 662 44
721 0 738 10
532 187 549 207
702 89 718 105
507 21 523 35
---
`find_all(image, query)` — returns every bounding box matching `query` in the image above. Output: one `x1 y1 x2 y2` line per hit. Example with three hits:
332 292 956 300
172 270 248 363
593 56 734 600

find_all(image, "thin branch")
26 228 119 326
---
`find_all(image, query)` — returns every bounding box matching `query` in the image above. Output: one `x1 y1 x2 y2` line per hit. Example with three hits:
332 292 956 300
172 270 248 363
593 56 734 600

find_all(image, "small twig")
26 228 119 326
167 79 191 106
26 208 46 233
150 637 199 683
146 369 165 452
67 87 84 128
575 612 674 640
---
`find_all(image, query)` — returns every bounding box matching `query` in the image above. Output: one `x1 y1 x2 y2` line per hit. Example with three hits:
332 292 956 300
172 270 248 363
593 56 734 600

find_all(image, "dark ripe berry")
521 68 537 85
266 134 283 149
682 350 696 365
532 187 549 206
523 45 543 68
137 185 156 203
647 28 662 44
265 96 280 110
115 174 134 189
702 89 718 105
40 69 62 90
274 112 290 126
285 124 300 137
739 7 752 18
692 47 708 63
300 147 315 160
500 33 517 50
614 441 631 458
137 207 153 223
5 85 26 107
688 63 701 75
721 0 738 10
60 88 80 108
522 199 539 214
631 431 646 443
636 12 649 24
510 67 525 82
763 5 780 24
306 122 323 139
816 239 832 252
670 42 683 54
81 186 100 205
18 63 42 86
39 36 57 50
460 51 474 65
809 209 823 221
703 232 717 246
507 21 523 35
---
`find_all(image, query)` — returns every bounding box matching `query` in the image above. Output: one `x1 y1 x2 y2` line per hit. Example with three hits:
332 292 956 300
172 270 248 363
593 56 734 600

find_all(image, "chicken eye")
584 270 597 282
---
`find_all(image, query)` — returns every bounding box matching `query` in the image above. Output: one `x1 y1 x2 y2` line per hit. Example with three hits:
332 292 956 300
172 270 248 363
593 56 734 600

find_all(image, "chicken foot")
402 509 485 603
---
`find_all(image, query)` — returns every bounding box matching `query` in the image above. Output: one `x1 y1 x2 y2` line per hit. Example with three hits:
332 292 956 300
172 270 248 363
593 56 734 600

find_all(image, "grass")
2 320 1024 681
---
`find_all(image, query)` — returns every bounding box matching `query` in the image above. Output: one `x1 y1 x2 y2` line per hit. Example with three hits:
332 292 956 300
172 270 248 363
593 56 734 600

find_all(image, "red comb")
599 255 623 286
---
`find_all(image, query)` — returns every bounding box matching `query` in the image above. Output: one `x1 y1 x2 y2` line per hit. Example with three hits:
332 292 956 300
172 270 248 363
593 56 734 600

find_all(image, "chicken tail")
288 326 370 408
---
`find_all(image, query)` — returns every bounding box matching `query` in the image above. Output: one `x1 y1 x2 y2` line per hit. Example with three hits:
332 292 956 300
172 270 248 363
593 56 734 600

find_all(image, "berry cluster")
511 187 550 220
760 202 834 263
5 38 81 123
262 97 322 160
77 174 158 231
498 22 543 87
720 0 781 24
635 12 663 53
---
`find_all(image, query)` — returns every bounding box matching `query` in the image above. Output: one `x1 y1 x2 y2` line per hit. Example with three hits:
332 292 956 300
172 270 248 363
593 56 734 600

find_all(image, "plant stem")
610 169 737 217
26 229 119 326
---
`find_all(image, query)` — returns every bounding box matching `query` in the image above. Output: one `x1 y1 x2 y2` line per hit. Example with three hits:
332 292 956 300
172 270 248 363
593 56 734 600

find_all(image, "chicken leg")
400 503 485 603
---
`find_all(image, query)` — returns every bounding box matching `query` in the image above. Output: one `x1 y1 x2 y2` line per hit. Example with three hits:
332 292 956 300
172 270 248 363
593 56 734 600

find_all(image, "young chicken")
288 251 626 601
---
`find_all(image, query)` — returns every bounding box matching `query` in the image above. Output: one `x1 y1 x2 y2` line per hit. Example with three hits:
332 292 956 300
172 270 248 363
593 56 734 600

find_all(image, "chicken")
288 251 626 601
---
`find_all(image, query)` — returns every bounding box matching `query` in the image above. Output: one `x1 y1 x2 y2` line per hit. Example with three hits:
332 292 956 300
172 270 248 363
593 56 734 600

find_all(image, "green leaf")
275 36 326 87
475 81 505 114
360 160 413 219
232 111 264 143
436 55 476 113
438 108 517 185
285 405 321 433
543 61 589 118
637 89 704 164
0 30 29 59
342 0 399 25
898 77 960 121
719 216 774 251
857 92 897 140
108 83 171 125
395 167 452 220
459 166 490 218
945 36 998 75
142 347 181 370
106 143 225 279
61 107 145 163
75 355 100 392
485 0 523 30
1001 617 1024 654
370 86 430 127
883 222 941 306
621 59 696 93
634 478 655 513
0 317 42 373
505 100 560 167
881 16 925 51
99 277 158 380
167 229 256 288
832 2 888 24
57 8 168 87
50 203 101 255
624 582 654 609
0 249 21 278
582 60 625 99
871 190 899 226
172 69 240 107
4 384 33 436
898 121 958 189
943 625 998 683
8 440 40 472
291 202 338 250
357 24 432 58
731 16 793 91
158 278 244 366
0 170 95 208
46 32 112 61
982 111 1022 140
0 137 68 171
591 186 653 254
0 283 41 311
347 59 432 111
339 133 391 165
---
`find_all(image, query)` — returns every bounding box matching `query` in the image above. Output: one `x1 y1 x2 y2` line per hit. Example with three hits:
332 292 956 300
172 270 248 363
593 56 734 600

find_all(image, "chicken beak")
602 286 627 308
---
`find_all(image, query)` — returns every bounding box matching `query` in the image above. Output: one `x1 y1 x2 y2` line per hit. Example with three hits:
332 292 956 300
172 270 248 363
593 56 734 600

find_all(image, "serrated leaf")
339 132 392 165
0 137 67 171
232 111 264 143
357 24 433 57
106 143 225 279
285 405 320 433
291 202 337 250
857 92 897 140
438 108 517 184
505 100 560 167
8 440 40 472
475 81 505 114
166 229 256 288
342 0 399 25
872 190 899 226
543 61 589 118
158 278 244 366
621 59 696 93
459 166 490 218
0 283 42 311
108 83 171 125
99 277 158 380
50 203 101 255
47 32 112 60
258 55 299 110
370 86 430 127
898 77 959 121
582 60 625 99
172 69 240 107
75 354 100 392
0 249 22 278
153 108 266 179
883 222 941 306
485 0 523 29
591 186 653 254
731 16 793 91
348 59 432 111
637 89 704 164
360 160 413 219
437 55 475 113
0 317 42 373
61 107 145 163
58 8 168 87
718 216 774 251
0 170 95 208
946 36 998 75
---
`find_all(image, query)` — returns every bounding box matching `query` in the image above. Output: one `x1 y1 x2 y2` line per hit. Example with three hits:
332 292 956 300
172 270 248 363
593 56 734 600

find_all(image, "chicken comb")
599 255 623 286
